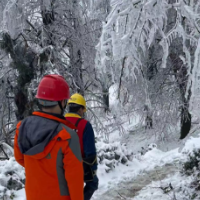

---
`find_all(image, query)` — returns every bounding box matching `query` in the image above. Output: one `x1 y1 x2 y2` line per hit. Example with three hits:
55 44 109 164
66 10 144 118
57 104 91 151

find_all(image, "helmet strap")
58 101 64 115
58 100 67 115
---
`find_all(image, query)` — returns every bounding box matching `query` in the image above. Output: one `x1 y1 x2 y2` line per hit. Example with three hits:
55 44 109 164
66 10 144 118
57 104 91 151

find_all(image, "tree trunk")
103 87 109 112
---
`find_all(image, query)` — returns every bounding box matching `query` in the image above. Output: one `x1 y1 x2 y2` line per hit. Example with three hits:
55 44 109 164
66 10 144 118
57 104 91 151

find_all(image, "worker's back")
14 112 84 200
65 114 88 156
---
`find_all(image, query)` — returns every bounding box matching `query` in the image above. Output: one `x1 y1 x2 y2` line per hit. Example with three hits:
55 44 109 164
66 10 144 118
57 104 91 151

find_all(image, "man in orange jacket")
65 93 98 200
14 74 84 200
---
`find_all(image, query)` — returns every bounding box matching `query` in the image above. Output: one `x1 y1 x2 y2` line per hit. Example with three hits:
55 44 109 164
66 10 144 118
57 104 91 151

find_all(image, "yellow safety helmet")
68 93 86 112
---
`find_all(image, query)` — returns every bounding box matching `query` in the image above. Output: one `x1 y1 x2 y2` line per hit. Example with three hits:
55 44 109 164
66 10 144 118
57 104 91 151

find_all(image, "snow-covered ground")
1 124 200 200
93 126 200 200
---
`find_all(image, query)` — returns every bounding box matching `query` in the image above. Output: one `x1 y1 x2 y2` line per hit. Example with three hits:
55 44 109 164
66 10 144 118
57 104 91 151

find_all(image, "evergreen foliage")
183 149 200 176
182 148 200 198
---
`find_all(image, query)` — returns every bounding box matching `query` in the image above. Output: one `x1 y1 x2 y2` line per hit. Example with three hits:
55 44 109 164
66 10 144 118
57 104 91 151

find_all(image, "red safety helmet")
35 74 70 101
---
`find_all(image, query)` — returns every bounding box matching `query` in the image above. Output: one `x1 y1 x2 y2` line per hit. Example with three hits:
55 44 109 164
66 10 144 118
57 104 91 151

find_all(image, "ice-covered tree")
0 0 112 144
96 0 200 139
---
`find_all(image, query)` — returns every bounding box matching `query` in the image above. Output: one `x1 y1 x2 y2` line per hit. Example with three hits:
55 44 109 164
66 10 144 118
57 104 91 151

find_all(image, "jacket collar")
33 111 76 129
39 111 66 120
65 112 82 118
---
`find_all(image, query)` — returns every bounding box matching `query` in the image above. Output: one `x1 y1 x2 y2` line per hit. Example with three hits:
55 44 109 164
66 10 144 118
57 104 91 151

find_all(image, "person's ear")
80 107 85 115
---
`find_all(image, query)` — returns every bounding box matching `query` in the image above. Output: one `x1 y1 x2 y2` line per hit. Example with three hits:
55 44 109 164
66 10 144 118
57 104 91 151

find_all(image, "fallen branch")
0 144 9 160
117 192 127 200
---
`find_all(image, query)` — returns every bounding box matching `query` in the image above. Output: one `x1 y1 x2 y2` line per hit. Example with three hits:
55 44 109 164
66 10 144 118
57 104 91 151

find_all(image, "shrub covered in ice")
0 157 24 199
96 138 133 173
183 148 200 176
181 148 200 198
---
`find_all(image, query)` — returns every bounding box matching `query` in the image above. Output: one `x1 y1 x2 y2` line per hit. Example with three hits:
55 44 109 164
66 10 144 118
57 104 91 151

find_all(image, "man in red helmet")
14 74 84 200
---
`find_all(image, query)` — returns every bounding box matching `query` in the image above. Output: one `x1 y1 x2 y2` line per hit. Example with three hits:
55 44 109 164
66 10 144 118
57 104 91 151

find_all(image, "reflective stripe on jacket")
14 111 84 200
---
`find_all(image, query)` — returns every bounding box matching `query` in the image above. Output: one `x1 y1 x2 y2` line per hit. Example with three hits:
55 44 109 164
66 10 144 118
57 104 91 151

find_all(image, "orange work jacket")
14 111 84 200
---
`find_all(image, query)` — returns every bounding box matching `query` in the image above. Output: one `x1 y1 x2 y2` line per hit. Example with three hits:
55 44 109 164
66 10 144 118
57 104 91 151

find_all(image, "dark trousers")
84 176 99 200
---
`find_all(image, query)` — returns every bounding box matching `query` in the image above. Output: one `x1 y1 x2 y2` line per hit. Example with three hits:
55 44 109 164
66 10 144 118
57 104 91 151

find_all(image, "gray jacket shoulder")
58 124 82 162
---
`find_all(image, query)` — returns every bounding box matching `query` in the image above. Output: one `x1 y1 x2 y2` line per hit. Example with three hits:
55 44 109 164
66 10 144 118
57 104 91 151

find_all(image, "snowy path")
93 161 180 200
92 124 191 200
92 126 200 200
